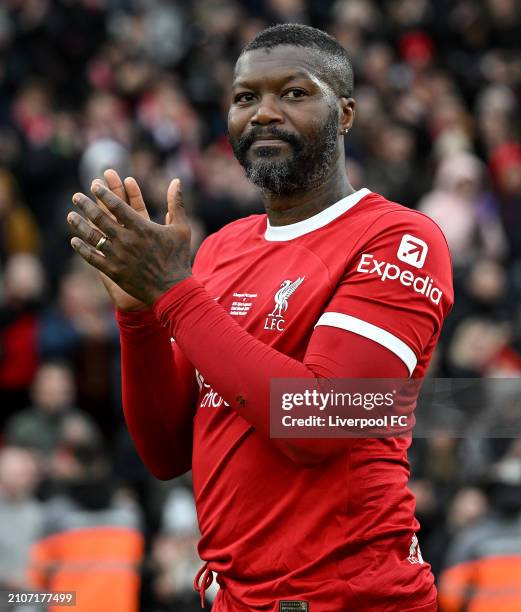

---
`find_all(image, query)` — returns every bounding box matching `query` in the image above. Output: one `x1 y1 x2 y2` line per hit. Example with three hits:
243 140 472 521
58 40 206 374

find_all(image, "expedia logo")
397 234 428 269
357 253 443 305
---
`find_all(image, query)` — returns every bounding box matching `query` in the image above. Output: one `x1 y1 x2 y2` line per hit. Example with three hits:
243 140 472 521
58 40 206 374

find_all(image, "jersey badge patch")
230 292 257 317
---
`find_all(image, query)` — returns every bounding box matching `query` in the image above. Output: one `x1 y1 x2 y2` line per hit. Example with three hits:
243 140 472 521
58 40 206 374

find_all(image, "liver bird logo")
407 534 424 565
269 277 305 318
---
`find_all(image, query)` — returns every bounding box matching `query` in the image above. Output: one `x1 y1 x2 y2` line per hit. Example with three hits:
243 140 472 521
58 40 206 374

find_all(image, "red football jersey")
180 189 453 609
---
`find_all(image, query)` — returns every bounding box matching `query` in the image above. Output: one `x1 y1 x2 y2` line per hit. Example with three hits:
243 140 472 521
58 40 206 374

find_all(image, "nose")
251 94 283 126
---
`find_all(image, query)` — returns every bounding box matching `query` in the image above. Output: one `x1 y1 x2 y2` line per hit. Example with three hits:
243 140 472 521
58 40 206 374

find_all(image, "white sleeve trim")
315 312 417 376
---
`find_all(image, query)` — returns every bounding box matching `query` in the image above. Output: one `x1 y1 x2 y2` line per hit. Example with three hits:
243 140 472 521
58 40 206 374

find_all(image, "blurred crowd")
0 0 520 610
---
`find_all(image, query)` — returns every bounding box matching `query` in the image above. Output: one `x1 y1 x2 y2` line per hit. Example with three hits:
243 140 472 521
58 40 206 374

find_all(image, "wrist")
152 276 205 324
147 272 193 305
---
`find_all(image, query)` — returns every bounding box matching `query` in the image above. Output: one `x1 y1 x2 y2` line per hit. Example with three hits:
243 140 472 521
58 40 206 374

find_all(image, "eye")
234 92 255 104
282 88 308 99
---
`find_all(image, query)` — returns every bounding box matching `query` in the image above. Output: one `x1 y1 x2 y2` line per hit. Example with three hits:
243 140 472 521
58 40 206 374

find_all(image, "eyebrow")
232 70 318 89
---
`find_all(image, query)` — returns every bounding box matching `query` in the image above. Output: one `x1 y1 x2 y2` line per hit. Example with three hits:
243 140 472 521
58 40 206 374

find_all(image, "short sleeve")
315 211 454 376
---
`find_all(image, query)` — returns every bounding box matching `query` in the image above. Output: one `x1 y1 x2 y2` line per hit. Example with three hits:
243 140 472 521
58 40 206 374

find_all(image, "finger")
72 192 119 238
123 176 150 220
99 170 127 222
104 169 128 202
91 180 139 228
167 178 187 226
70 237 111 274
67 211 111 252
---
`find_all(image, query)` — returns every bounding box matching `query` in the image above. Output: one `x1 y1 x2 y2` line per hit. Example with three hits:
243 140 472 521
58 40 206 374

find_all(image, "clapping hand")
67 170 192 306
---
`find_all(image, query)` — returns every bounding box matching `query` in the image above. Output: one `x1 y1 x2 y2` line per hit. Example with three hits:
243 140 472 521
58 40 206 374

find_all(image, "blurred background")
0 0 520 610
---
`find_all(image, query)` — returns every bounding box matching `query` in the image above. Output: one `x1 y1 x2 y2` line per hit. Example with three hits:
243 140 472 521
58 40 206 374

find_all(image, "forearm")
153 278 406 466
117 309 196 479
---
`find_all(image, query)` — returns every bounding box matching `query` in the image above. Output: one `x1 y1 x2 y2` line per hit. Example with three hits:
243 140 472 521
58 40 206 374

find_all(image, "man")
5 361 98 459
438 458 521 611
0 446 42 591
28 440 144 612
67 24 453 611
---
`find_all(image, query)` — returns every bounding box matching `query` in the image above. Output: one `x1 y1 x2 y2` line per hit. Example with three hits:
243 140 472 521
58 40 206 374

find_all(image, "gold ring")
95 236 108 251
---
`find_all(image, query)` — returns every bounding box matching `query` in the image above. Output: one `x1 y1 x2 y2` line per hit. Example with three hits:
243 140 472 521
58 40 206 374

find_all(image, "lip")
250 139 288 147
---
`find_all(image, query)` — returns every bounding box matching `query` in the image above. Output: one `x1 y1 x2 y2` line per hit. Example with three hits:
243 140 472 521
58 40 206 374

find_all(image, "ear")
339 97 355 135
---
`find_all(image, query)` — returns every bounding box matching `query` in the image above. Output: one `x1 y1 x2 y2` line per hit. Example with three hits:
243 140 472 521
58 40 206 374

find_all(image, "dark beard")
229 108 340 195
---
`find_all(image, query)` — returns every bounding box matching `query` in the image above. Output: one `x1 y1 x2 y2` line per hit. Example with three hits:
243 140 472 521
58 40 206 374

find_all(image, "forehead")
233 45 327 87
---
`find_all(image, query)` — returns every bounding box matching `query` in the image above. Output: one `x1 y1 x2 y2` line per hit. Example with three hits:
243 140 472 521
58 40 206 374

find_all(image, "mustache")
234 126 303 153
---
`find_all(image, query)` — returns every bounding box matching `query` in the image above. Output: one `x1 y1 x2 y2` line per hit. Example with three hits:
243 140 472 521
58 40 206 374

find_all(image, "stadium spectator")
4 361 99 463
28 440 144 612
0 169 40 262
0 446 43 591
0 253 45 422
438 457 521 611
418 152 506 267
149 485 214 611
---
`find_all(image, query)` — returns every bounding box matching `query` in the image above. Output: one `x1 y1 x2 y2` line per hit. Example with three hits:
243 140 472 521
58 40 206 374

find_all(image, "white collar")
264 188 371 242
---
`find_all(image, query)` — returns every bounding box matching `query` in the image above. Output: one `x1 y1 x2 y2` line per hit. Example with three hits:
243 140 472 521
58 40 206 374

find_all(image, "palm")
99 271 145 311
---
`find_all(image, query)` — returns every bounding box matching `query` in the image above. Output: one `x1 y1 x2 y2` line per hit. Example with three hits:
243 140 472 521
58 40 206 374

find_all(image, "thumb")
167 178 187 226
